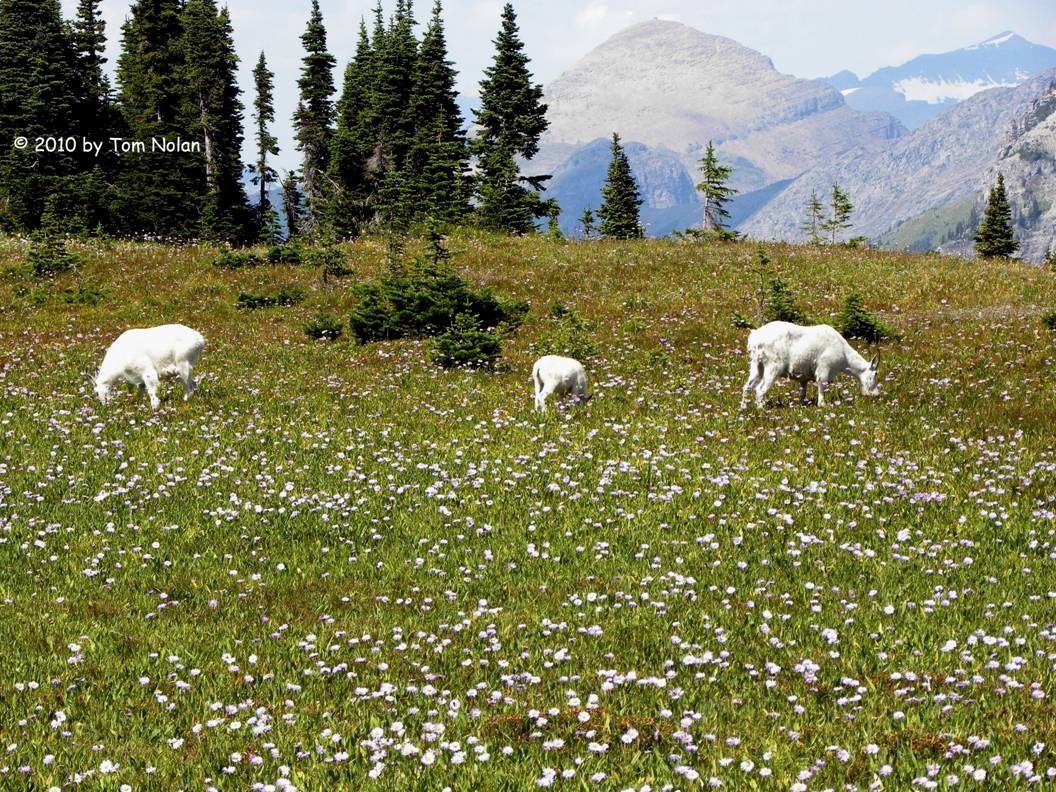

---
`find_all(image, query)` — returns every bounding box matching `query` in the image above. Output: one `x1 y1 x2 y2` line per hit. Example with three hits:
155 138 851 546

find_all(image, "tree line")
0 0 554 243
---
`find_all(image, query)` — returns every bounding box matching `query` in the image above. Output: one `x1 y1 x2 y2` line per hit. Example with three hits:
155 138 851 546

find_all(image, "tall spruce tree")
293 0 336 235
115 0 202 237
821 183 853 244
281 170 304 239
974 173 1019 258
597 133 643 240
183 0 251 242
251 52 281 242
73 0 109 109
473 3 550 233
696 141 736 237
0 0 88 231
328 19 377 237
406 1 470 223
801 189 824 244
375 0 418 173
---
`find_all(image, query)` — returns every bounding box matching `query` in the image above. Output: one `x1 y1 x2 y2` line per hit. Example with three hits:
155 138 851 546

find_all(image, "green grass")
1 232 1055 790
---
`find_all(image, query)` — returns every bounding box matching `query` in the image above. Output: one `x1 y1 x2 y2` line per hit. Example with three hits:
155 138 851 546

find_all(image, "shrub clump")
762 277 809 324
428 314 503 370
62 283 107 305
834 291 895 342
534 302 598 362
213 249 263 270
235 287 305 310
304 312 344 341
27 233 80 278
348 261 526 344
1042 310 1056 332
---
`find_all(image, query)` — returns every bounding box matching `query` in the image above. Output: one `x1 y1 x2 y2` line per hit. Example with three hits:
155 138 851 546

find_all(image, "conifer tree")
974 173 1019 259
293 0 336 235
696 141 736 237
406 1 470 223
329 19 377 236
375 0 418 172
115 0 202 237
72 0 122 197
802 189 824 244
473 3 550 233
580 206 596 239
597 133 643 240
183 0 251 242
0 0 87 230
251 52 281 242
821 183 853 244
280 170 304 239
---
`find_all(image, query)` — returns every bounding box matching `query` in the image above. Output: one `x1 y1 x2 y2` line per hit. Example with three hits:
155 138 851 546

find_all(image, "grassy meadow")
1 232 1056 791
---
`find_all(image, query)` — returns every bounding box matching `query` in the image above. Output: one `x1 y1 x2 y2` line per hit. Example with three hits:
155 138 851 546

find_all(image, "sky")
60 0 1056 172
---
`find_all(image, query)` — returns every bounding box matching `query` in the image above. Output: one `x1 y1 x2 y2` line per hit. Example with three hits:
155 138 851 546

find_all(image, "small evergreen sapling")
974 173 1019 259
597 133 643 240
834 291 894 342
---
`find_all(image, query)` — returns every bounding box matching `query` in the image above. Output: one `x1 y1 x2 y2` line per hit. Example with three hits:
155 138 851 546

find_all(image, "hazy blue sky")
60 0 1056 172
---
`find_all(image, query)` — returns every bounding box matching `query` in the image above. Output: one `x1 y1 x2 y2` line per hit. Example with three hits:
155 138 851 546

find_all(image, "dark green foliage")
428 313 503 369
472 3 550 233
304 312 343 341
266 245 303 265
834 291 894 342
974 173 1019 259
27 233 80 278
731 312 755 329
280 171 304 239
546 205 564 240
114 0 203 237
183 0 252 242
1042 310 1056 332
235 287 305 310
405 1 470 224
348 234 526 344
696 141 736 235
763 277 808 325
250 52 281 242
598 133 643 240
293 0 336 235
1046 246 1056 271
62 282 107 305
535 303 597 362
212 249 263 270
73 0 122 184
821 183 854 244
0 0 94 231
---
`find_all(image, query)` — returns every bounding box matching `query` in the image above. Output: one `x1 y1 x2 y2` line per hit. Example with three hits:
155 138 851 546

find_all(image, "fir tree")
328 19 377 237
801 189 824 244
545 204 563 240
696 141 736 237
72 0 122 194
114 0 202 237
0 0 88 230
974 172 1019 258
579 206 596 239
473 3 550 233
597 133 643 240
280 170 304 239
821 182 853 244
293 0 336 235
251 52 281 242
183 0 251 242
406 1 470 223
374 0 418 173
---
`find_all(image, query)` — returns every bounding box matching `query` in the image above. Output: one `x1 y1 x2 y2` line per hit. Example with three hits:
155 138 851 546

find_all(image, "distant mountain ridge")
536 20 903 237
825 32 1056 129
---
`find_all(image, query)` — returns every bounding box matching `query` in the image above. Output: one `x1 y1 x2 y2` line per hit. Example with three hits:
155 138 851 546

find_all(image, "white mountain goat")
740 321 880 409
532 355 590 413
94 324 205 411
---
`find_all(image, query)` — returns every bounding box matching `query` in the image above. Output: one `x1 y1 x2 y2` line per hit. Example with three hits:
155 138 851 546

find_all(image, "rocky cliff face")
740 68 1056 261
938 80 1056 262
536 20 904 191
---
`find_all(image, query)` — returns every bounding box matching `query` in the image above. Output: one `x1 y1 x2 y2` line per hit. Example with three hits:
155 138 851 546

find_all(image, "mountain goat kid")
532 355 590 413
95 324 205 411
740 321 880 410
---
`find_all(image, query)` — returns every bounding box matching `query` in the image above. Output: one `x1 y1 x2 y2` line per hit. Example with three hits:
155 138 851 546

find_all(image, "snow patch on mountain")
893 75 1023 104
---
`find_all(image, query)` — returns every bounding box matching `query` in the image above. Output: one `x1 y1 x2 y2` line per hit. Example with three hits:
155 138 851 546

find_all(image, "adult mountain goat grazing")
740 321 880 410
533 355 590 413
95 324 205 411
